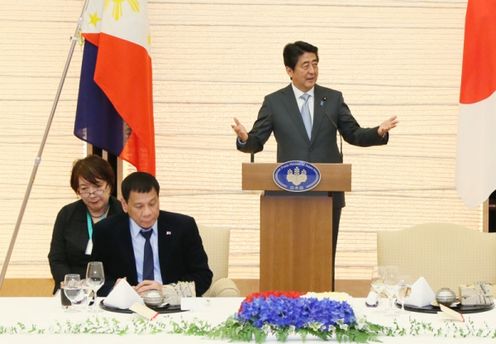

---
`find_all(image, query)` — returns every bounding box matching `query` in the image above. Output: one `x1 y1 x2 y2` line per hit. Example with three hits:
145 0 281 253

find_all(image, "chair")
377 223 496 293
198 226 240 297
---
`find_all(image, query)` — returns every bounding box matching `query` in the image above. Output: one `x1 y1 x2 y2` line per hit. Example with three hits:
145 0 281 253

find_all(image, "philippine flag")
75 0 155 175
456 0 496 207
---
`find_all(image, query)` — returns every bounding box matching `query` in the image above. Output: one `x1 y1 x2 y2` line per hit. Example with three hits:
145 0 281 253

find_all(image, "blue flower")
236 295 356 331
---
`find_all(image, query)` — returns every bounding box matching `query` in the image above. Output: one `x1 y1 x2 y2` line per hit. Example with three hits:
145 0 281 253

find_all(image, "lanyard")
86 212 94 239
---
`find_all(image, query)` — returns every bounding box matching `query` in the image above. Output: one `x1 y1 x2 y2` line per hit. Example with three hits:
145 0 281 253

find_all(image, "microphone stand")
0 0 90 289
320 97 343 162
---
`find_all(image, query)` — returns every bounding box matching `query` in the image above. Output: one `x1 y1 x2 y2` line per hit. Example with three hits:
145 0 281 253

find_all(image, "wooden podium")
242 163 351 292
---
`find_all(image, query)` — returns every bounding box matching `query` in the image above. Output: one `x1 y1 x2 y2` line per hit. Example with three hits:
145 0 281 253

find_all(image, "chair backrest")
198 226 230 283
377 223 496 293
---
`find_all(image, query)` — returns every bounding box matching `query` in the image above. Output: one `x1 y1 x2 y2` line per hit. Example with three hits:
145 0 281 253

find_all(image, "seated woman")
48 155 122 293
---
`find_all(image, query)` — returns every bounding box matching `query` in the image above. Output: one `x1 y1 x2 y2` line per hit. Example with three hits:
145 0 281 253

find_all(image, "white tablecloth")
0 296 495 343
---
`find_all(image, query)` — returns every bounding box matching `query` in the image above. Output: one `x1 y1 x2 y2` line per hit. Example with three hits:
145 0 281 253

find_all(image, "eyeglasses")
78 185 108 197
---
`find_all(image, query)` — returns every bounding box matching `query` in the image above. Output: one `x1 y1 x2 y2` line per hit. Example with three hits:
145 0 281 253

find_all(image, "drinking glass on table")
382 265 400 314
396 274 413 312
370 266 385 307
86 261 105 311
63 274 84 310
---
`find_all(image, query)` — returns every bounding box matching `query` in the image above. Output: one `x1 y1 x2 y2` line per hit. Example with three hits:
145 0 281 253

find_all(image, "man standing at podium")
232 40 397 262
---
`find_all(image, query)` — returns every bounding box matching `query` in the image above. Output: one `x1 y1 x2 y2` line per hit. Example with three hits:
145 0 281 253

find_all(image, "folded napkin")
365 291 379 307
103 279 143 309
460 282 493 306
162 281 196 306
404 277 435 307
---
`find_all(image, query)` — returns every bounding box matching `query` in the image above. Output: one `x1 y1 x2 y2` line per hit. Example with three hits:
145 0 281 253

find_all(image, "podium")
242 163 351 292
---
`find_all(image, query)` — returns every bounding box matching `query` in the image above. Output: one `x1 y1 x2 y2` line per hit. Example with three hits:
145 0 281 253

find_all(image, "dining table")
0 295 495 343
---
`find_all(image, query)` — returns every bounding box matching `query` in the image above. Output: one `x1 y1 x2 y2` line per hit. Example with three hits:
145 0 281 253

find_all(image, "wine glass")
370 266 385 307
396 274 413 312
86 261 105 311
63 274 84 310
382 265 400 314
80 279 94 310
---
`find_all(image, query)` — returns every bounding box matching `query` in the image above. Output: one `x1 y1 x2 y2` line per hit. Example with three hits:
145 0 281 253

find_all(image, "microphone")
320 96 343 162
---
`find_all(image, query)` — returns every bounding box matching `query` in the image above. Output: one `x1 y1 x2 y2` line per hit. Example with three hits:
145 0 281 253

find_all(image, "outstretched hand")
378 115 398 137
231 117 249 142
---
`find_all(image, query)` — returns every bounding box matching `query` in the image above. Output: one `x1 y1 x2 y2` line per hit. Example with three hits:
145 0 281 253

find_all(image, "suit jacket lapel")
156 212 172 281
121 216 138 283
281 84 311 143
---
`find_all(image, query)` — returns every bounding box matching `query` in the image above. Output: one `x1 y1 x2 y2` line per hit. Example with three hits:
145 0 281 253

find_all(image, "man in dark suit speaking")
92 172 212 296
232 41 398 258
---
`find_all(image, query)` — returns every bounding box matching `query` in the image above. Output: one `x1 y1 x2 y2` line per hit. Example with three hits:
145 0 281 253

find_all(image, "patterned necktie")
140 229 155 281
300 93 312 139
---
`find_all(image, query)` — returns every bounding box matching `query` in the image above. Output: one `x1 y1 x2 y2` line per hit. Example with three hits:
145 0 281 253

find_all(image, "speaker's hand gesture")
231 117 249 142
378 116 398 137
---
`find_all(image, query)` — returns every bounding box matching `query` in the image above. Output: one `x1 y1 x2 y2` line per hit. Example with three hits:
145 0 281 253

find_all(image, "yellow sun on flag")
104 0 140 21
88 12 102 27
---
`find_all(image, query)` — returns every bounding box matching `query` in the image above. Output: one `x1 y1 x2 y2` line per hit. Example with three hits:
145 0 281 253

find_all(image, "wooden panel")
0 278 53 297
260 195 333 292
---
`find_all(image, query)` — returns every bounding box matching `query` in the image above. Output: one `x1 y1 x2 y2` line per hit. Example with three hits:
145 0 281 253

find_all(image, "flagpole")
0 0 90 289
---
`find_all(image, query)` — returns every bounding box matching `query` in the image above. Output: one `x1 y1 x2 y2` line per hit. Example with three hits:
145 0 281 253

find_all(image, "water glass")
383 266 400 314
396 274 413 311
60 281 71 307
370 266 385 294
63 274 84 310
80 279 94 309
369 266 386 309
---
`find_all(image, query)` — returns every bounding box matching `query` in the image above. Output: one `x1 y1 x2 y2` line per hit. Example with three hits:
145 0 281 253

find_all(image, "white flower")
302 291 351 302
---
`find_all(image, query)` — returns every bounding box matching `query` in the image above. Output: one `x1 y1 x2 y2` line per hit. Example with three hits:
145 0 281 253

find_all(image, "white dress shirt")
291 83 315 123
129 218 163 283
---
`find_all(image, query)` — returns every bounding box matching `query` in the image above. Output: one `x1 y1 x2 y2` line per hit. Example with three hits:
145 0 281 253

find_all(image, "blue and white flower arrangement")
172 291 383 342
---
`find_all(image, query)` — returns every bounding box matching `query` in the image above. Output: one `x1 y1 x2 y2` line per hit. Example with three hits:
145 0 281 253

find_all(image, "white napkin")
404 277 435 307
103 279 143 309
365 291 379 307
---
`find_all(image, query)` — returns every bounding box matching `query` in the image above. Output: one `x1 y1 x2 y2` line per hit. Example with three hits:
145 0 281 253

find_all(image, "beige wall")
0 0 477 281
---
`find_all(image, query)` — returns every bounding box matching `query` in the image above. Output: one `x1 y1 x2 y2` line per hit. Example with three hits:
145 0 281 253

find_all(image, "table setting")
366 265 494 317
1 263 496 343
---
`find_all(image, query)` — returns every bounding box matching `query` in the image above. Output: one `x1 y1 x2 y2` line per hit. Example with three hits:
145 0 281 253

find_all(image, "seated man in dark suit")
92 171 213 296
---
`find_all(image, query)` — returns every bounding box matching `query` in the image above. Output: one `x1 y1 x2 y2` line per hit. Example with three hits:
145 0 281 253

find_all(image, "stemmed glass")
396 274 413 312
370 266 385 308
63 274 84 311
86 261 105 311
79 279 93 310
382 265 400 314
